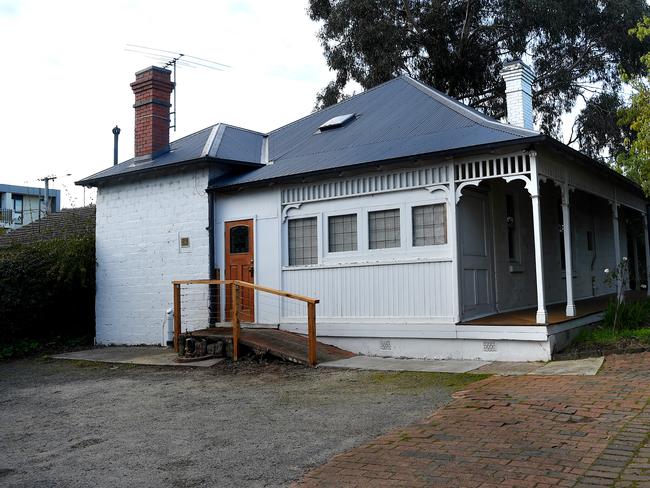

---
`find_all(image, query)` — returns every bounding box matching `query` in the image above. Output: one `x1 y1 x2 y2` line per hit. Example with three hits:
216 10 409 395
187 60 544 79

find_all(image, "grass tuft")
574 325 650 347
366 371 489 392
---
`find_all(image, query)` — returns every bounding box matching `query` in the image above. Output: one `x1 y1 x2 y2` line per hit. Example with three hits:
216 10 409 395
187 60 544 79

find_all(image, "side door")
225 219 255 323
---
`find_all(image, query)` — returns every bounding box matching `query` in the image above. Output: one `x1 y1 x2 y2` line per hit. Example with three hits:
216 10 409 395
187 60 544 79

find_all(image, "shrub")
0 236 95 345
602 298 650 330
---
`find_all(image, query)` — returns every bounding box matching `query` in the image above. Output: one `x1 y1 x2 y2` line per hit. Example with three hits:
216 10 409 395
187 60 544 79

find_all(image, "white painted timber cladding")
281 260 454 322
95 168 211 344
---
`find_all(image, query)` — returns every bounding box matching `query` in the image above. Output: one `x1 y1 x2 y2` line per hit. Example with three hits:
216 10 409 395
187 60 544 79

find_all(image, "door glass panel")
230 226 249 254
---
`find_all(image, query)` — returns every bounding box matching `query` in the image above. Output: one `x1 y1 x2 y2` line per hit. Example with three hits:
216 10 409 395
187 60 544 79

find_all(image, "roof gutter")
75 157 264 188
208 135 546 192
208 135 647 201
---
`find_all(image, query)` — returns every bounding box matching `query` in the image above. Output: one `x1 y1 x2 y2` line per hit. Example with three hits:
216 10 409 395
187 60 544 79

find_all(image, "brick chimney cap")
134 65 172 77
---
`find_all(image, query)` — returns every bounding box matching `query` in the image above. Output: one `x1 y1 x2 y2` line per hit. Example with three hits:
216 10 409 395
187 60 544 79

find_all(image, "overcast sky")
1 0 583 209
0 0 334 207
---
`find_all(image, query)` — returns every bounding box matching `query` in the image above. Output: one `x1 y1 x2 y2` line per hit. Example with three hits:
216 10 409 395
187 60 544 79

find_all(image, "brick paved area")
296 353 650 487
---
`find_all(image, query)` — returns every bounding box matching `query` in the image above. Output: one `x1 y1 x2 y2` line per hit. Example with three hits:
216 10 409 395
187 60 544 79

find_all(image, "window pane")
288 217 318 266
369 209 401 249
328 214 357 252
229 226 249 254
412 204 446 246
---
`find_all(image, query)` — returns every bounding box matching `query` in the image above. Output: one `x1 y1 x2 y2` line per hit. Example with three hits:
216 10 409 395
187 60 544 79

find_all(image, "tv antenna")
125 44 230 132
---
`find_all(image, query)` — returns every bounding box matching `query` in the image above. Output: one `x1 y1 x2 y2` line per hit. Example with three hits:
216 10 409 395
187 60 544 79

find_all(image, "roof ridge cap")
401 76 539 138
169 124 219 146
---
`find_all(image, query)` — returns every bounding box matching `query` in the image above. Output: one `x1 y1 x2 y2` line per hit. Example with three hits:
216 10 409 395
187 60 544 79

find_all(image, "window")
12 195 22 213
229 225 249 254
328 214 357 252
288 217 318 265
369 209 400 249
412 204 446 246
505 194 518 262
12 195 23 225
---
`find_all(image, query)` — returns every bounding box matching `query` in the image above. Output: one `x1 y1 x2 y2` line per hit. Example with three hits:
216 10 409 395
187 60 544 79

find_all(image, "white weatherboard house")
78 61 650 361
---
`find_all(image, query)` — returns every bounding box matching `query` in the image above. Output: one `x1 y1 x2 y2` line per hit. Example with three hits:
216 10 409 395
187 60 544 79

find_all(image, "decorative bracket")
503 175 534 197
281 203 302 223
425 183 450 197
455 180 482 204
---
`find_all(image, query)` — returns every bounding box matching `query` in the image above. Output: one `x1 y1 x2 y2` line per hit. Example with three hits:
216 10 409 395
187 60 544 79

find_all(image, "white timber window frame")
287 216 319 266
281 189 452 269
324 211 360 256
412 203 447 247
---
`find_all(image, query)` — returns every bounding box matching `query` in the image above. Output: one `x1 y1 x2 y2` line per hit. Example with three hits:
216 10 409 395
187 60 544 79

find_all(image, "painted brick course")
95 168 210 344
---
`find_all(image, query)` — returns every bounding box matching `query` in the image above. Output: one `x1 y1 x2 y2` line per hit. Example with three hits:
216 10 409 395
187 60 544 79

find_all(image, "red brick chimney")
130 66 174 159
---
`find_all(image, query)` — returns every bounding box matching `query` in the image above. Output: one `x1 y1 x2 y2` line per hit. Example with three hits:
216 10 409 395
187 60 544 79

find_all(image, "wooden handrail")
232 280 320 304
172 278 319 365
172 279 231 285
172 278 319 304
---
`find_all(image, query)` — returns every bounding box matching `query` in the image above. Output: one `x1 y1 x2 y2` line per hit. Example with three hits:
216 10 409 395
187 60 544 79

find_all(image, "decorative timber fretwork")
454 153 531 183
279 149 645 214
538 158 647 213
280 165 451 205
453 151 535 203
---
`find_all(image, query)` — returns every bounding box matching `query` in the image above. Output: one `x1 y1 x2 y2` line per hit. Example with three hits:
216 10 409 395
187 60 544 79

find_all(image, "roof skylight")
319 113 356 131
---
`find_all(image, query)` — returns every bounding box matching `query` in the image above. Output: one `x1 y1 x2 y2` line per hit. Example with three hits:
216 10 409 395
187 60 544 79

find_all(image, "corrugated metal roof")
77 75 539 187
76 124 265 186
212 76 537 189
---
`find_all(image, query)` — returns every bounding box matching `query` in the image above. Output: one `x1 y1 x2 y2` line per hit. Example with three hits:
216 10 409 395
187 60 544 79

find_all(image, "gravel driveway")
0 357 481 488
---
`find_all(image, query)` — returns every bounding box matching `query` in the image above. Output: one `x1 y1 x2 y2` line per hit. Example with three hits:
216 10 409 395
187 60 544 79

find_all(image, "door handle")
249 260 254 278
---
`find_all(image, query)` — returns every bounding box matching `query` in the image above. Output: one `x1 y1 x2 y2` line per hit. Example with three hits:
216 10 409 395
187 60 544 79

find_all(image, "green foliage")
617 17 650 195
602 298 650 330
575 91 632 164
309 0 649 141
574 323 650 347
0 338 41 360
0 236 95 348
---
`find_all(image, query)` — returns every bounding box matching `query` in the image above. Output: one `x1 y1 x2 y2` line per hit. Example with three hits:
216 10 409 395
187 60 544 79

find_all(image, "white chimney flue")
500 60 534 130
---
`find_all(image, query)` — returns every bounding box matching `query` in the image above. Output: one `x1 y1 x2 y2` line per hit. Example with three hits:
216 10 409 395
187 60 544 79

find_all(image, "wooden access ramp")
190 327 355 365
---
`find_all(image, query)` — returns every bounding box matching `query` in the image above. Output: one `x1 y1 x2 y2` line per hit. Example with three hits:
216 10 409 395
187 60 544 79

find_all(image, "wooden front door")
225 219 255 323
459 189 496 319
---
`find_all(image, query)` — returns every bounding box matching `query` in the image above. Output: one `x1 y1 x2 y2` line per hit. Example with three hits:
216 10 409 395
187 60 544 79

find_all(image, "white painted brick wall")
95 168 211 344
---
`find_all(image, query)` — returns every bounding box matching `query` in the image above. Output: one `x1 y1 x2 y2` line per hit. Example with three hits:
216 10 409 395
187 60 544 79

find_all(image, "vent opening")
319 113 356 132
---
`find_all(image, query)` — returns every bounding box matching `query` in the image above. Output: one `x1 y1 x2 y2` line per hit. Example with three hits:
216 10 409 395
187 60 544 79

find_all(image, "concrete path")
320 356 491 373
56 347 605 376
320 355 605 376
53 346 223 368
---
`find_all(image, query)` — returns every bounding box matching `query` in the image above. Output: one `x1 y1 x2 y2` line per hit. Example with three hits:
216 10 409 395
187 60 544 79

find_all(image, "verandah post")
561 184 576 316
611 200 623 302
530 152 547 324
641 213 650 296
307 302 317 366
231 282 240 361
173 283 181 352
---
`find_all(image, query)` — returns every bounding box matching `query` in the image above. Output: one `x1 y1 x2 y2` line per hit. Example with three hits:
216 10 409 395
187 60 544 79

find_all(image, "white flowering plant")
603 257 629 329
